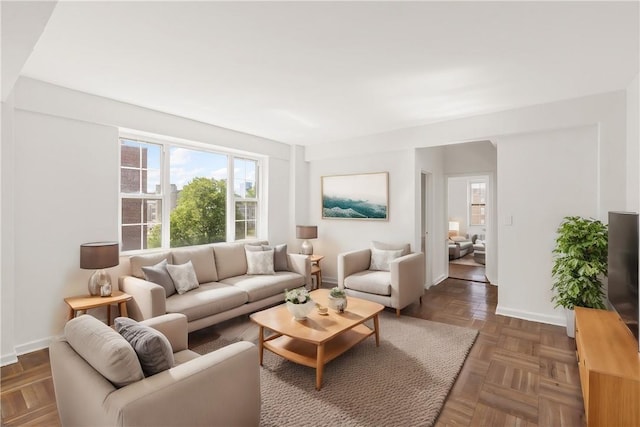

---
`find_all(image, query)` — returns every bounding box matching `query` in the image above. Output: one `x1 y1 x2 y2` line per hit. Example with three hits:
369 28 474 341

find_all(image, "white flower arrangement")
284 288 312 304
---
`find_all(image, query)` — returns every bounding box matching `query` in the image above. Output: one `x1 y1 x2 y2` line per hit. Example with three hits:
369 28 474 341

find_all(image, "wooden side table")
309 254 324 289
64 291 132 325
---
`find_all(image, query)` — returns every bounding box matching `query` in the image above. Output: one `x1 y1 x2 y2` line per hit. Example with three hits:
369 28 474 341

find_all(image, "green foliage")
170 177 227 247
551 216 608 310
330 286 346 298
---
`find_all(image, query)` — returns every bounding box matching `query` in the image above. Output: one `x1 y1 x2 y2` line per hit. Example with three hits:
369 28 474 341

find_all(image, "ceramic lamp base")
301 240 313 255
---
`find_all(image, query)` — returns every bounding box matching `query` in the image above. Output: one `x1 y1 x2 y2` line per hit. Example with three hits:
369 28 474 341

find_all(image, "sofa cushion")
64 315 144 388
167 261 200 295
220 272 304 303
372 241 410 256
264 244 288 271
130 251 173 279
165 283 248 321
172 246 218 283
246 249 275 275
344 270 392 296
213 243 249 280
114 317 174 377
142 259 176 298
369 248 403 271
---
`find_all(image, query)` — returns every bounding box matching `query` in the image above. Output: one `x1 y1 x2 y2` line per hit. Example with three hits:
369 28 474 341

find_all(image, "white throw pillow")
246 248 275 275
166 261 199 295
369 248 404 271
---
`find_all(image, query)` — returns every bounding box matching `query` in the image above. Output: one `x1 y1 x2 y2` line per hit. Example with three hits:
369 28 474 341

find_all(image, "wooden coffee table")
250 288 384 390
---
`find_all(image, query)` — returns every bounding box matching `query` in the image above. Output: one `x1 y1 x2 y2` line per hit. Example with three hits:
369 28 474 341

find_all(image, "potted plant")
551 216 608 337
284 288 314 320
328 287 347 313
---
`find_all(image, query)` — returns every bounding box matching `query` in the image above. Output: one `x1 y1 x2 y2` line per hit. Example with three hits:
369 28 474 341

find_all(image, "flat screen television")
607 211 639 351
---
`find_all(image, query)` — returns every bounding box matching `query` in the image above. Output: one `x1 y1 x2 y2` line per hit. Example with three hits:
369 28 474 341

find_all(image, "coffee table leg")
258 326 264 366
373 314 380 347
316 343 325 390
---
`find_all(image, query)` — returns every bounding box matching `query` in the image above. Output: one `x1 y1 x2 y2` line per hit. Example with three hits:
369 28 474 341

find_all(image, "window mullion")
227 155 235 242
161 143 170 249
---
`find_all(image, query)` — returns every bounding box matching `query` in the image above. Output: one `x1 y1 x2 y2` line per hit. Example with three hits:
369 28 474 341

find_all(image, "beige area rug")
449 253 484 267
193 312 478 427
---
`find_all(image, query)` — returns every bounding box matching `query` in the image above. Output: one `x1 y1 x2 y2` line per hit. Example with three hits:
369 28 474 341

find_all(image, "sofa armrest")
390 252 425 309
105 342 260 427
337 249 371 288
140 313 188 352
287 253 312 288
119 276 166 321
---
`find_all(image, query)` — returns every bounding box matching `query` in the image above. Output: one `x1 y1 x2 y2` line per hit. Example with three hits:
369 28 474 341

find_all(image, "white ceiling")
20 1 640 146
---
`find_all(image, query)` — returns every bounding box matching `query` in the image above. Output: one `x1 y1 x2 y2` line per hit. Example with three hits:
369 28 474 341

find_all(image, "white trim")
5 333 78 365
432 273 448 288
1 353 18 367
495 305 565 326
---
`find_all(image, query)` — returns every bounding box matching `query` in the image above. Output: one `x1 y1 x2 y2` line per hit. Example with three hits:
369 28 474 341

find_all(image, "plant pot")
565 308 575 338
328 295 347 313
286 300 315 320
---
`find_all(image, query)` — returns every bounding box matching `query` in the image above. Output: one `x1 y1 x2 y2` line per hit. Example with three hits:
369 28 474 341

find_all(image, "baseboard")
1 353 18 367
432 274 447 287
1 335 60 367
495 305 565 326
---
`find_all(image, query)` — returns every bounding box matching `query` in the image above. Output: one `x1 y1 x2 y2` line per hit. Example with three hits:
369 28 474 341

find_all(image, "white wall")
447 178 469 235
496 126 600 325
1 78 295 363
1 94 17 365
415 146 446 286
306 91 627 328
308 150 417 284
627 74 639 212
13 111 119 350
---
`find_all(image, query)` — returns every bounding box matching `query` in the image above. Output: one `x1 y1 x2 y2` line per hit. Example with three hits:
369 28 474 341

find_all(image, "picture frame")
321 172 389 220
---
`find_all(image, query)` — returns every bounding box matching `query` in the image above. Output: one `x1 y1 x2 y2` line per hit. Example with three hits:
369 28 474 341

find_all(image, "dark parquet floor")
1 276 584 427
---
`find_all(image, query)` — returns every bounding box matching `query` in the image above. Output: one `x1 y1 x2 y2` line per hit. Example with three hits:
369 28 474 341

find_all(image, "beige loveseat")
50 313 260 427
337 242 425 316
120 241 311 332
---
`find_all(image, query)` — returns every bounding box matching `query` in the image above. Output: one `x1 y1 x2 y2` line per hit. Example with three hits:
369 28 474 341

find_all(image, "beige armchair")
337 242 425 316
50 313 260 427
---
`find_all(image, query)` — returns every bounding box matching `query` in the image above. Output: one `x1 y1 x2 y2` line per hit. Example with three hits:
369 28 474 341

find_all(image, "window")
469 181 486 226
119 136 260 252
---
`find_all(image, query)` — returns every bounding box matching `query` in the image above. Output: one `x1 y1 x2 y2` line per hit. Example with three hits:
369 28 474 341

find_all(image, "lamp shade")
296 225 317 240
80 242 120 269
448 221 460 232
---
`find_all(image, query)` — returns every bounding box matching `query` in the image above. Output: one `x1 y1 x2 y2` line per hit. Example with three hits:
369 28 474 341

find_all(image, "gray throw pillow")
142 259 176 297
166 261 199 294
114 317 174 377
263 244 288 271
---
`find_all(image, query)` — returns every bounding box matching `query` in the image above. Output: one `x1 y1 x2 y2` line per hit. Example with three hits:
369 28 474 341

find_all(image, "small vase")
328 296 347 313
286 300 315 320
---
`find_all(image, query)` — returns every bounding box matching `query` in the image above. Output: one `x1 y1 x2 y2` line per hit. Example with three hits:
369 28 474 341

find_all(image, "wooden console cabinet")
574 307 640 427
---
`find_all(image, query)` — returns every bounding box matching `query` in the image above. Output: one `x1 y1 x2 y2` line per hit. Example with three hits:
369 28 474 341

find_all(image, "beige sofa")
337 242 425 316
120 241 311 332
50 313 260 427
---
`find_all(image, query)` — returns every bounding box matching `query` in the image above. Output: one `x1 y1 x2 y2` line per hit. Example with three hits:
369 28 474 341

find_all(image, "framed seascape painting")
321 172 389 220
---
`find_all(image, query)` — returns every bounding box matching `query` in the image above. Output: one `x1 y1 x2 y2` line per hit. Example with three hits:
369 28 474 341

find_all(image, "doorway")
447 175 489 283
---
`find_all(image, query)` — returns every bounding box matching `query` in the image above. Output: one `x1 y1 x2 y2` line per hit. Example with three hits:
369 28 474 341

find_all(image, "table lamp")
296 225 317 255
80 242 120 297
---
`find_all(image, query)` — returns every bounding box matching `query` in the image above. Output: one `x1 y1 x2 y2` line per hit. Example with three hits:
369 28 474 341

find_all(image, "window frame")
468 180 487 226
118 133 263 254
